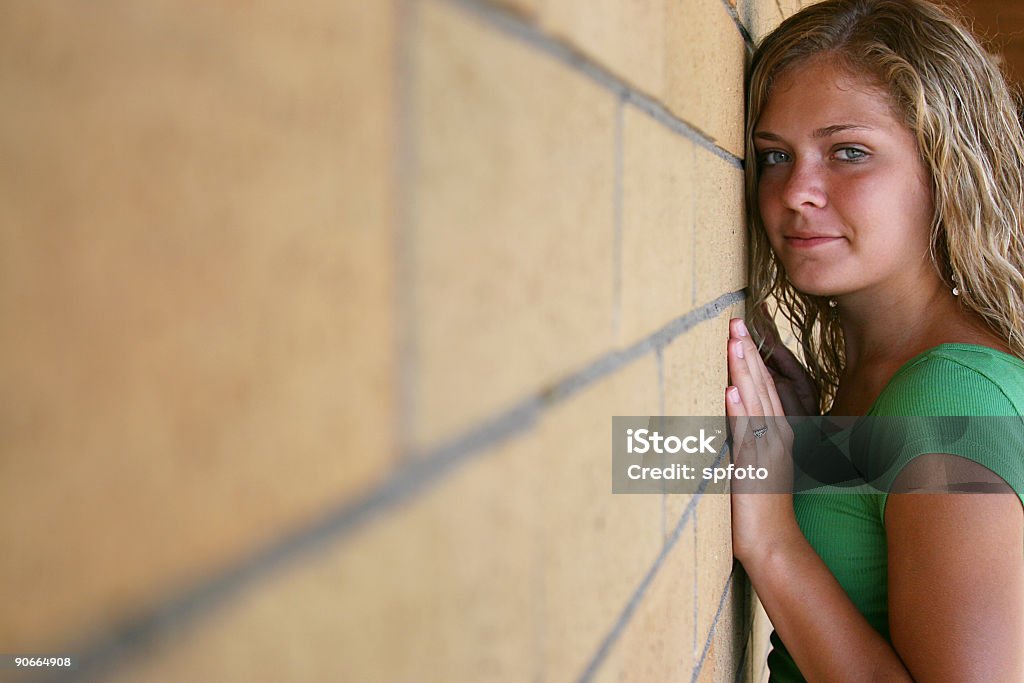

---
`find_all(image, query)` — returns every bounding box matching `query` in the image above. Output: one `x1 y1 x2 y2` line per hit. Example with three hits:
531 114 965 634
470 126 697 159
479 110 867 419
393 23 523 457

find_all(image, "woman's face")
753 57 935 299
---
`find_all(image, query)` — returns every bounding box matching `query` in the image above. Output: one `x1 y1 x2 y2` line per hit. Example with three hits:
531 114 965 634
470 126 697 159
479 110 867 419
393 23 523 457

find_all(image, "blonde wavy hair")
746 0 1024 413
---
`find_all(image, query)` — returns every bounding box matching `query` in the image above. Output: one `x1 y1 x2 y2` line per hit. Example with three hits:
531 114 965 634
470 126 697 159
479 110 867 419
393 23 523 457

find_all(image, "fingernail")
737 320 749 337
728 387 741 404
734 340 744 359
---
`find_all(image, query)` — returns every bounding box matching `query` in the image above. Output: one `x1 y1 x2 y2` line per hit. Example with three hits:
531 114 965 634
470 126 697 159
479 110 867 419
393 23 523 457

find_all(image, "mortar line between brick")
612 95 624 344
656 347 666 546
438 0 743 169
396 0 419 459
575 445 729 683
623 92 743 169
717 0 755 50
692 572 737 683
39 290 745 683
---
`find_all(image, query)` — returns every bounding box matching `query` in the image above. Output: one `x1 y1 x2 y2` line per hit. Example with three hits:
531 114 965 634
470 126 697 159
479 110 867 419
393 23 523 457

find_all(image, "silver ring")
752 425 768 439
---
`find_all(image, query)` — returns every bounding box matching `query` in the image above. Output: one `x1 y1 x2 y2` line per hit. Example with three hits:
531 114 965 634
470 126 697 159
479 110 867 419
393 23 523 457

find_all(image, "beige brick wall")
0 0 397 653
0 0 800 680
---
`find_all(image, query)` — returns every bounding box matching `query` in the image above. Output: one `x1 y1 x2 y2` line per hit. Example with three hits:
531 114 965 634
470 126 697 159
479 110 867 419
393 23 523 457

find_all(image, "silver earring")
951 272 961 297
828 297 838 318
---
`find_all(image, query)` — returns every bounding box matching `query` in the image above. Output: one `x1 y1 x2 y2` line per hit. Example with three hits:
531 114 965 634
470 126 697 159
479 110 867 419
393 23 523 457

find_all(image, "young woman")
725 0 1024 680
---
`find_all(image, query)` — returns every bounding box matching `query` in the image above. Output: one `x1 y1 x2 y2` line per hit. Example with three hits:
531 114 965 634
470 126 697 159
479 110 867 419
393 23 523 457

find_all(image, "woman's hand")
751 304 819 417
726 317 801 566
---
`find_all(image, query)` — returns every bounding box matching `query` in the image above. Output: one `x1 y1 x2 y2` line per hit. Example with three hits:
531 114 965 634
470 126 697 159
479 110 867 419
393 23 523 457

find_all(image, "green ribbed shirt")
767 344 1024 682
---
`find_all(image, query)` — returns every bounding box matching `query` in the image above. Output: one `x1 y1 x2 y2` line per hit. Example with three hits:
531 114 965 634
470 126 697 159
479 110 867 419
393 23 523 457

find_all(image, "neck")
834 271 963 375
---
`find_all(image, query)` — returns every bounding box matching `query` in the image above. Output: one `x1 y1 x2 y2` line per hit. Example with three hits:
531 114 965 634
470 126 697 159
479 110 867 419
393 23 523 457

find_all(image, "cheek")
842 172 931 241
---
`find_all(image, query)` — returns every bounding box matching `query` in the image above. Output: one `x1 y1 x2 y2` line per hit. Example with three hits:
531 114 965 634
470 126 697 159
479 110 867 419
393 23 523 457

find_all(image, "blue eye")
758 150 790 167
834 147 868 161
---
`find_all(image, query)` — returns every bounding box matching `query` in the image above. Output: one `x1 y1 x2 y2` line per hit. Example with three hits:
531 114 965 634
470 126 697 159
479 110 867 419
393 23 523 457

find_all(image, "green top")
767 344 1024 683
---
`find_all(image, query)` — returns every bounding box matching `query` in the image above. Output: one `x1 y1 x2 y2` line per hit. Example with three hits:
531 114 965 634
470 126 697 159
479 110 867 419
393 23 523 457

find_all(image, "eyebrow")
753 124 874 141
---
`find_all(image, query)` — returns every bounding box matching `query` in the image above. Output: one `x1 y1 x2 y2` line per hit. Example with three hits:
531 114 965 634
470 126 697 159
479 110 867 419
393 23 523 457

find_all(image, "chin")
783 272 844 298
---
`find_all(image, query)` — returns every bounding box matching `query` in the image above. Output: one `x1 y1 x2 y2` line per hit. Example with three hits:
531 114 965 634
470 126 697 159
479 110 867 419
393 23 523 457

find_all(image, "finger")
752 316 803 380
768 379 805 420
762 338 807 382
725 385 745 447
725 385 747 424
728 336 767 418
730 318 771 387
728 381 792 495
761 368 782 417
725 385 756 468
735 317 790 418
730 323 792 468
726 383 778 492
750 349 788 418
729 325 791 476
731 319 779 416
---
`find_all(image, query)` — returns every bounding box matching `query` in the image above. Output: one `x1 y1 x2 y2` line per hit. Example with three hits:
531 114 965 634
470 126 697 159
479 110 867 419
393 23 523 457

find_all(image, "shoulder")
871 344 1024 417
862 344 1024 508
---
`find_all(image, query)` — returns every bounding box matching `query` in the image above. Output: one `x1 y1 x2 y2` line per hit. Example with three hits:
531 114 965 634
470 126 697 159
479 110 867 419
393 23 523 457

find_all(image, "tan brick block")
414 0 616 448
540 356 664 682
694 151 746 304
620 107 695 344
540 0 664 97
662 311 731 526
736 0 784 44
0 1 396 650
664 0 746 156
105 428 545 683
663 313 731 417
592 518 698 683
693 579 748 683
590 640 627 683
695 493 735 648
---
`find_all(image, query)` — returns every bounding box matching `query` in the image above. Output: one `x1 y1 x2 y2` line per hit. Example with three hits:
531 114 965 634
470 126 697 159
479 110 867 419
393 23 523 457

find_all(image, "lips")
784 235 844 249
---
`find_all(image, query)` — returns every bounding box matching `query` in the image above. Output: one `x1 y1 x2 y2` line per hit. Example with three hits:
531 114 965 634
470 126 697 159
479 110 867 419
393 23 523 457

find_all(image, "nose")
780 159 827 210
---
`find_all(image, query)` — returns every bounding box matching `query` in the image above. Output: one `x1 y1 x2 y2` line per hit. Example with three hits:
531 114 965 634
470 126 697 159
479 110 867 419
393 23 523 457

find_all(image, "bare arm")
886 456 1024 681
726 318 1024 681
743 473 1024 682
741 528 914 682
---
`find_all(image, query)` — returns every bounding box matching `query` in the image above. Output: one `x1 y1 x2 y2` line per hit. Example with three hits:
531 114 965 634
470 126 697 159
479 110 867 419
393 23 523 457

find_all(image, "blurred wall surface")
952 0 1024 90
1 0 814 681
